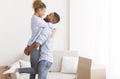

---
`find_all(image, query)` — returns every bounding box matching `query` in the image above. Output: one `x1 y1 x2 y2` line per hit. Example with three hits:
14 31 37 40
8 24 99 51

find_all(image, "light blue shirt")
36 27 54 63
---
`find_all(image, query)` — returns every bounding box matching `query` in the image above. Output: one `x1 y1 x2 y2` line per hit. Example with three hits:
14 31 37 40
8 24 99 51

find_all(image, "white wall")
0 0 69 66
70 0 108 63
110 0 120 78
70 0 120 79
43 0 69 50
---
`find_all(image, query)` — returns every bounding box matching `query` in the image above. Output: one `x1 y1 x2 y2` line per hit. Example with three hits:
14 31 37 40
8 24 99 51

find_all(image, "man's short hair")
53 12 60 23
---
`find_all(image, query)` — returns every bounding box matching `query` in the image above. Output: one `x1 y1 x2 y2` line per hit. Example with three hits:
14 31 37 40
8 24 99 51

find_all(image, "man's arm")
25 28 51 54
36 28 51 44
51 29 56 38
32 29 56 46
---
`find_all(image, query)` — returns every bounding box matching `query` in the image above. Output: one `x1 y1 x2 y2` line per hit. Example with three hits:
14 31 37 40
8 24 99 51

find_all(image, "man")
16 12 60 79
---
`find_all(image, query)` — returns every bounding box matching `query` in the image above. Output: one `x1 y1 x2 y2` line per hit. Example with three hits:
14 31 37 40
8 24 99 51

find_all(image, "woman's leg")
30 46 41 79
15 49 39 74
18 49 39 79
17 49 39 74
17 47 41 79
38 60 52 79
18 67 37 74
30 49 40 79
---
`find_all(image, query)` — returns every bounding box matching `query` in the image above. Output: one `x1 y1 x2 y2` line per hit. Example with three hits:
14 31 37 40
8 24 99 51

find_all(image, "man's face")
44 13 54 23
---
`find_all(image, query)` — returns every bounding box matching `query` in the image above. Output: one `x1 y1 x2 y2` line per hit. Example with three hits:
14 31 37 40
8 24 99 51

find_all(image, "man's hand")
24 42 40 55
51 29 56 38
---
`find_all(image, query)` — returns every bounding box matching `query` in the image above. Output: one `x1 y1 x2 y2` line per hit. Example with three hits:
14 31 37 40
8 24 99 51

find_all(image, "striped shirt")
36 27 54 63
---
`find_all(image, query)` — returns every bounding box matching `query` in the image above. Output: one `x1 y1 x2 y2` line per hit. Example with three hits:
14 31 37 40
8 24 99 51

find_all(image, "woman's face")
38 8 46 17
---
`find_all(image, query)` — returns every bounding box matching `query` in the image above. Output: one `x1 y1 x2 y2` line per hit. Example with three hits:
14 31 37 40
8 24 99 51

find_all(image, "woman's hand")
51 29 56 38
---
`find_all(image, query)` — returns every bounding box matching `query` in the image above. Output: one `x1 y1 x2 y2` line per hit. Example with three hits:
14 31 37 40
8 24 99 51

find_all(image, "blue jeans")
19 48 52 79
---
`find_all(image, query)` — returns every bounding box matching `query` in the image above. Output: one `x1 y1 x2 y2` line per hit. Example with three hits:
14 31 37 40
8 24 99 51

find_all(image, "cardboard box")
77 57 106 79
77 57 92 79
91 64 106 79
